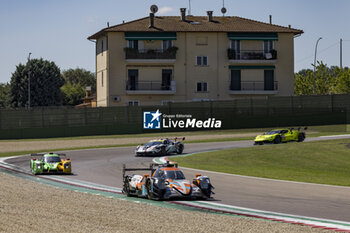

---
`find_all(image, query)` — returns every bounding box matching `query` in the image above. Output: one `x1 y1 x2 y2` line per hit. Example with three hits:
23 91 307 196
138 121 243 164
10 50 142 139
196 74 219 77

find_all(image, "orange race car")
122 162 214 200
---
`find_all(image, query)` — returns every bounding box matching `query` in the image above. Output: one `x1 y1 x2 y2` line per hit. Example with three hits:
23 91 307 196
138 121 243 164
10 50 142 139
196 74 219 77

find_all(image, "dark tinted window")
43 156 61 163
145 141 162 147
164 170 185 179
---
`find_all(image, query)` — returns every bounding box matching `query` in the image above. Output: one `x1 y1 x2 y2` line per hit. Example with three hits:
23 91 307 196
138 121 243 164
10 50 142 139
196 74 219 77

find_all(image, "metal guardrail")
125 48 177 59
126 80 175 91
230 81 278 91
228 49 277 60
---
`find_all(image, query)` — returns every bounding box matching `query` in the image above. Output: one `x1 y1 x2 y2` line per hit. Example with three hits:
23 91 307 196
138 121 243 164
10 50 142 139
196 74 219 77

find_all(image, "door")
162 69 172 90
264 70 274 90
231 70 241 90
128 70 138 90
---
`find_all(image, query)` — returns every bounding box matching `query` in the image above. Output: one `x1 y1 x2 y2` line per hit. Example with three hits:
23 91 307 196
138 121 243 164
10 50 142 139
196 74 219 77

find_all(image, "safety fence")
0 94 348 139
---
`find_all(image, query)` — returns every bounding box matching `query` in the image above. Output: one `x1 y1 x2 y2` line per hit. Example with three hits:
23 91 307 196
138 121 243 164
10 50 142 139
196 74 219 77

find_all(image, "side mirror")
192 179 199 186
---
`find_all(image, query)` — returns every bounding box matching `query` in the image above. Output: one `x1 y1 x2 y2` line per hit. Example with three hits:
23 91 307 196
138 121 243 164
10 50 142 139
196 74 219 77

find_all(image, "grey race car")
135 138 185 157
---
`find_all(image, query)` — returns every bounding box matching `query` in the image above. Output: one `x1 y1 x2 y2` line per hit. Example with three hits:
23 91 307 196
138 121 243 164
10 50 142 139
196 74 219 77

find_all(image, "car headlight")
64 163 70 169
37 165 41 169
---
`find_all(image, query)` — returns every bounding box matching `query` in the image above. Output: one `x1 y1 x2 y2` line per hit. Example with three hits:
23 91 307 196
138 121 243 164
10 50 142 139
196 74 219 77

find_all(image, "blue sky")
0 0 349 83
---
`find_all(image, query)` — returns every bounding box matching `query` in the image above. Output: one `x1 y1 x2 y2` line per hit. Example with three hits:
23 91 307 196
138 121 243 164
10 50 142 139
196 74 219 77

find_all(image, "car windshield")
163 170 186 180
266 130 282 135
145 141 162 147
43 156 61 163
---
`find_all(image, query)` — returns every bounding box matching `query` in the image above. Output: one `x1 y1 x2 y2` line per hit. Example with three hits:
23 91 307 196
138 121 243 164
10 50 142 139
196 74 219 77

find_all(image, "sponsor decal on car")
143 109 222 129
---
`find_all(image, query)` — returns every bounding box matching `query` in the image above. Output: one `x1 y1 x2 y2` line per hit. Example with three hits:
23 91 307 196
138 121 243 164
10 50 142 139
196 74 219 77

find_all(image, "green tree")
0 83 11 108
10 58 64 107
294 62 341 95
61 83 85 105
331 69 350 94
61 68 96 105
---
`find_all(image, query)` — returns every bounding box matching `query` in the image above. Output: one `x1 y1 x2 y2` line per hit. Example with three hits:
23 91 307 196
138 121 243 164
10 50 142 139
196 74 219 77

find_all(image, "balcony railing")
230 81 278 91
228 49 277 60
126 80 176 91
124 47 178 60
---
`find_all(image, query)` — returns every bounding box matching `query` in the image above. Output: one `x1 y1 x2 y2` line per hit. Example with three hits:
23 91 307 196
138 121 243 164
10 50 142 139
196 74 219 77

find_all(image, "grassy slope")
172 139 350 186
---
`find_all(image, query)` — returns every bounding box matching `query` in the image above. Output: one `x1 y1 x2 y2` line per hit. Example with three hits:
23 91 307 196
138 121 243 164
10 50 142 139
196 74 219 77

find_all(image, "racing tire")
176 145 184 154
146 180 155 200
297 133 305 142
274 136 281 144
125 184 132 197
146 179 162 201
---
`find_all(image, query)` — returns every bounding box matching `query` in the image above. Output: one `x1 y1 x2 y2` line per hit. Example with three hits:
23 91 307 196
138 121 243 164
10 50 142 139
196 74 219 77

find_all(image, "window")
196 82 208 92
264 41 274 53
230 70 241 91
128 100 139 106
230 40 241 59
264 70 275 90
127 70 138 90
162 40 173 50
128 40 138 49
196 56 208 66
101 71 104 87
162 69 172 90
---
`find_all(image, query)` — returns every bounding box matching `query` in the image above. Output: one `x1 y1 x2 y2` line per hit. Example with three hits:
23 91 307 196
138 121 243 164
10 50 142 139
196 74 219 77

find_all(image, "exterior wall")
96 36 108 107
96 30 297 106
275 33 295 96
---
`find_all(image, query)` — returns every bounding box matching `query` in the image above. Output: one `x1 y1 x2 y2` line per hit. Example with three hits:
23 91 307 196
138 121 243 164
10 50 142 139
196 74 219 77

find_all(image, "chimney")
207 11 213 22
107 22 110 27
149 13 154 28
269 15 272 24
180 8 186 21
288 24 291 28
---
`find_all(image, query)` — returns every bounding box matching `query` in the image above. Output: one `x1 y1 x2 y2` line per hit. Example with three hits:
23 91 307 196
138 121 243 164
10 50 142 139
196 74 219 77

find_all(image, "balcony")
228 49 277 63
229 81 278 95
126 80 176 95
124 47 178 61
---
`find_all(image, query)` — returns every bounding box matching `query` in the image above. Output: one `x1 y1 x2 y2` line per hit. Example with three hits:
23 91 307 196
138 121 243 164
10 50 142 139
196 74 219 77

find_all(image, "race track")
5 135 350 222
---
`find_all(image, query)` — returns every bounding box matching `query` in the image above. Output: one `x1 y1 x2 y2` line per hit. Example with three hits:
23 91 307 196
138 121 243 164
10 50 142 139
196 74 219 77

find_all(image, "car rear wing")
289 127 308 131
122 164 154 178
122 162 178 178
174 137 185 142
31 153 66 157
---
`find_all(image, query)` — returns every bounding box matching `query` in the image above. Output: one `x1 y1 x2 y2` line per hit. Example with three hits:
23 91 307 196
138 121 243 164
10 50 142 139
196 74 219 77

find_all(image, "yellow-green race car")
254 128 307 145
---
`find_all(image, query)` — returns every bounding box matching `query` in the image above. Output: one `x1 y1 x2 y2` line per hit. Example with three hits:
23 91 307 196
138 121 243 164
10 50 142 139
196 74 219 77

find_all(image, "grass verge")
172 139 350 186
1 124 348 142
0 137 256 158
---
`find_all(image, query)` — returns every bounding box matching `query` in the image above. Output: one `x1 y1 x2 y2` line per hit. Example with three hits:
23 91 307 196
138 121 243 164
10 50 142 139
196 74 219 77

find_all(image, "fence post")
330 94 334 112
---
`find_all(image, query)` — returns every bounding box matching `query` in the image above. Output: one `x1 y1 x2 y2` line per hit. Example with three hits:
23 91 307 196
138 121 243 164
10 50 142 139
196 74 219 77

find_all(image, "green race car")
30 153 72 175
254 127 307 145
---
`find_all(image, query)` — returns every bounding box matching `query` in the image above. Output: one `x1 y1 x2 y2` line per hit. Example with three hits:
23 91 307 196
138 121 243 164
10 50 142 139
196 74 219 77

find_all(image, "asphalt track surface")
6 135 350 222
